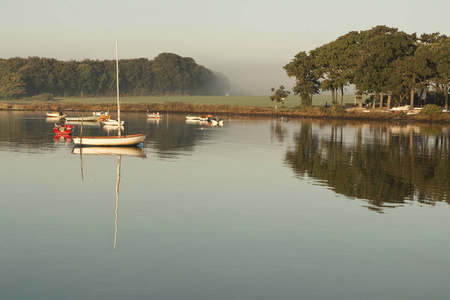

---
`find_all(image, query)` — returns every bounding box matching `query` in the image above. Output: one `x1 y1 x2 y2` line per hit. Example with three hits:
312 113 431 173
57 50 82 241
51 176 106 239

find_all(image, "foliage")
0 72 26 99
0 53 229 99
285 26 449 108
270 85 290 109
419 104 443 115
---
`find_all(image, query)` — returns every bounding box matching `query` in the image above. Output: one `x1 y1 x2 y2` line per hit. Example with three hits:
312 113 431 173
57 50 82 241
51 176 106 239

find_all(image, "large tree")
284 51 320 107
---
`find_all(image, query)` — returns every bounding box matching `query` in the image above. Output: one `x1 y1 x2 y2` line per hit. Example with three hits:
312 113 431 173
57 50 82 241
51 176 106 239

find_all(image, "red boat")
53 124 74 135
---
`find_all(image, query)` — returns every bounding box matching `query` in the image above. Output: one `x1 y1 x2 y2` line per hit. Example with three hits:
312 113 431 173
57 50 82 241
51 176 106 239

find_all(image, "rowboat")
53 124 74 135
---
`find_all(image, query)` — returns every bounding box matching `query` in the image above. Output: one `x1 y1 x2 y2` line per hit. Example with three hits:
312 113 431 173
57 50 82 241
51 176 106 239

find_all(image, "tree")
270 85 290 109
0 72 26 99
431 36 450 110
284 51 320 107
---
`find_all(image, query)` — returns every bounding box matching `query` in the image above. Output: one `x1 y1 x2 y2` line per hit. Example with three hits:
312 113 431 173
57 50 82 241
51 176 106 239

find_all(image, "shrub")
420 104 442 116
31 93 54 101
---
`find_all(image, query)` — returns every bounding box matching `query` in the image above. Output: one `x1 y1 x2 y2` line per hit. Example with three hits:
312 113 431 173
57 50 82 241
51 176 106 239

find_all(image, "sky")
1 0 449 95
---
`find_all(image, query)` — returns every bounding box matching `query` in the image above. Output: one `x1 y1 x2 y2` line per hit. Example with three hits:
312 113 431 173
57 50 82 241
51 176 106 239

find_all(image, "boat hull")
66 116 100 122
53 124 74 135
72 134 146 146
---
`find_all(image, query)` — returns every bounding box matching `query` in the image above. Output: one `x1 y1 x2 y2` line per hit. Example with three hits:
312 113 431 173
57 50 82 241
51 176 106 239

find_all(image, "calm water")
1 111 449 300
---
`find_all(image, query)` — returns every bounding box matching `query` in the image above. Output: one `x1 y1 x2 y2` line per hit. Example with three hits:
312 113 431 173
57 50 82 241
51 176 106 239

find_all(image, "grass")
52 95 357 108
1 95 449 123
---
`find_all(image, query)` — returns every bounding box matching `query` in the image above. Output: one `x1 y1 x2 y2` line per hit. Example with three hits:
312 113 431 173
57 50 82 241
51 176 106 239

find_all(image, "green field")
55 94 358 108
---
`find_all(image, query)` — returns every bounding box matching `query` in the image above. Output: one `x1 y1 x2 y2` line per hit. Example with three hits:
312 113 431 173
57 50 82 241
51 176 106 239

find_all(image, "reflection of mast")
113 155 121 249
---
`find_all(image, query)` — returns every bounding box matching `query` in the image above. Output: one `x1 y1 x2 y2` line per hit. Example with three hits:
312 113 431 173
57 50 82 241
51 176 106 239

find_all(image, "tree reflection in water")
285 121 450 212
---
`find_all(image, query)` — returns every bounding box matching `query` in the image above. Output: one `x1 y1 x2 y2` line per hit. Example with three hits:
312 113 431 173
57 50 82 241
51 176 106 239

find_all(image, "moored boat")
53 124 75 135
66 115 100 122
186 115 201 120
147 112 162 118
46 112 66 118
103 119 124 126
72 134 146 146
72 41 146 147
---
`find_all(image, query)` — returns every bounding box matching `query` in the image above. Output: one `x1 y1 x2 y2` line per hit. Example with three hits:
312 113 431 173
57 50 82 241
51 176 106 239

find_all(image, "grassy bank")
53 95 357 108
1 95 449 123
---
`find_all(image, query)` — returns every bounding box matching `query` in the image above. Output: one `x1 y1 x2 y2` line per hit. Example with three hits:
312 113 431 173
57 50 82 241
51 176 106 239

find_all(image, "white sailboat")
72 41 146 147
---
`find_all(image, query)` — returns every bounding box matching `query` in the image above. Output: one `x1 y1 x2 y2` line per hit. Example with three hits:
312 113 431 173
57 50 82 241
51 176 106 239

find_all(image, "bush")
420 104 442 116
31 93 54 101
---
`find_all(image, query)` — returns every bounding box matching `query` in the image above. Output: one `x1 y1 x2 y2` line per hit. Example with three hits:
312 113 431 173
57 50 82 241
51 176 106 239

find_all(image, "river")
0 111 449 300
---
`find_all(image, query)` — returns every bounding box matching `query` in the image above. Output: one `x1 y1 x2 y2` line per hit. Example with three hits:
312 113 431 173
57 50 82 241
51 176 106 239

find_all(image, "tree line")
0 53 230 99
284 26 450 110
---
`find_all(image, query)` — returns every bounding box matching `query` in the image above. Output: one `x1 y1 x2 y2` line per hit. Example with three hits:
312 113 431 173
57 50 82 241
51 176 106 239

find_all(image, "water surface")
1 111 449 300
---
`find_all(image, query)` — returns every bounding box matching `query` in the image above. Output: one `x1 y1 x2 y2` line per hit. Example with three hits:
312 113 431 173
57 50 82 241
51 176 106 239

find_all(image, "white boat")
186 115 201 120
103 119 125 126
92 111 109 117
66 115 100 122
210 117 224 126
72 41 146 147
73 134 145 146
46 112 66 118
390 105 411 111
147 112 162 118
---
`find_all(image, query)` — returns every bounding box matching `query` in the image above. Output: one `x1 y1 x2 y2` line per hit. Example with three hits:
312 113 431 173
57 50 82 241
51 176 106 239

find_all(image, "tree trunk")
331 88 335 105
445 85 449 111
410 88 415 108
379 92 383 109
387 93 392 110
373 92 377 109
358 95 363 108
340 86 344 107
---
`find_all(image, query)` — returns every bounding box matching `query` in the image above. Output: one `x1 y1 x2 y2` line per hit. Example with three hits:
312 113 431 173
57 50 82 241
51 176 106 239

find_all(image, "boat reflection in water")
72 146 146 248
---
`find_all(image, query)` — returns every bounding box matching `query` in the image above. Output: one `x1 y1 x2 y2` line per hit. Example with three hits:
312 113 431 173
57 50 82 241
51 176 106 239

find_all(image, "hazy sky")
1 0 449 95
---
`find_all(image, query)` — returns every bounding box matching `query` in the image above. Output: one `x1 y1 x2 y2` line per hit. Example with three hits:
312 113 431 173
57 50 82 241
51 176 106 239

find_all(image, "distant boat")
72 41 146 147
46 112 66 118
147 112 162 119
53 123 74 135
199 114 212 121
66 115 100 122
186 115 201 120
103 119 124 126
210 117 224 126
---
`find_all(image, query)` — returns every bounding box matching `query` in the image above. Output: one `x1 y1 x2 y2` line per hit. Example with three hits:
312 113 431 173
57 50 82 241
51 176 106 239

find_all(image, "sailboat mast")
116 40 121 137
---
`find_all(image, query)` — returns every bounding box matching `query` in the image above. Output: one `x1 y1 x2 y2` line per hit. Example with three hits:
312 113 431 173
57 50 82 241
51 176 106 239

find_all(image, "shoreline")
1 101 450 124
